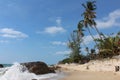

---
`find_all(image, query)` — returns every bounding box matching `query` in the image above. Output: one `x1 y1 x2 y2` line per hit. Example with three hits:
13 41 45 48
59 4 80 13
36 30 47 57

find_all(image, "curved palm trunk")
94 26 103 40
87 27 97 45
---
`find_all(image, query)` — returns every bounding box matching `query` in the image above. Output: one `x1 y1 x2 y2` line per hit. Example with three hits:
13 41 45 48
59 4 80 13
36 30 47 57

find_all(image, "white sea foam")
0 62 60 80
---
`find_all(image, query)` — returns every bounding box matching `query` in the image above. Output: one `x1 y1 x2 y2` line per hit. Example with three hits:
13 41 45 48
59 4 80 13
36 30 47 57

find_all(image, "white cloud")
97 9 120 29
37 18 66 35
55 50 71 55
44 26 66 34
51 41 67 46
0 28 28 39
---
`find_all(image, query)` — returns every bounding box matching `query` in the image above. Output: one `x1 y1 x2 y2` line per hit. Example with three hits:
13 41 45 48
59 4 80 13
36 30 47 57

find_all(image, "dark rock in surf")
21 61 55 75
0 64 3 68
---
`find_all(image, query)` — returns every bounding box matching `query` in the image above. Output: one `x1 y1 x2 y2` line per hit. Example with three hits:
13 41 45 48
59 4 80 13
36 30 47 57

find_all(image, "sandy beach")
60 71 120 80
57 59 120 80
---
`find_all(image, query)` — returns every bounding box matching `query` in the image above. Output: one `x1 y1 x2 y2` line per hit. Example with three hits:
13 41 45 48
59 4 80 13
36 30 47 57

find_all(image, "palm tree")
81 1 97 45
82 1 102 43
82 1 96 27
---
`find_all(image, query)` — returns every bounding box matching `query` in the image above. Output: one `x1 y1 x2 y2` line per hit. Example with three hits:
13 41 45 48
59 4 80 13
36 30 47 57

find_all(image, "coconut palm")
81 1 97 45
82 1 102 44
82 1 96 27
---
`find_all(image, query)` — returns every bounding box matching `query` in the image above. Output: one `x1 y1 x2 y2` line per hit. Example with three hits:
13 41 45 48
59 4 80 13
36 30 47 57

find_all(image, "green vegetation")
67 31 82 63
59 0 120 64
58 58 72 64
95 32 120 58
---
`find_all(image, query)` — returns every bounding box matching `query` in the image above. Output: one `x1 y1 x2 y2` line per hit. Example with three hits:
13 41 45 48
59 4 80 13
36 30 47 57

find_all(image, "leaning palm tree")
82 1 102 42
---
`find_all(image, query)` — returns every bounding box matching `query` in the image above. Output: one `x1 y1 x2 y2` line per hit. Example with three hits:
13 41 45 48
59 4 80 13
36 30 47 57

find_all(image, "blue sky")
0 0 120 64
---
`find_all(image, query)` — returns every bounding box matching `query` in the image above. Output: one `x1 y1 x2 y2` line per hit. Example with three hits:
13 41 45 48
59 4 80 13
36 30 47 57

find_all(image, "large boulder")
0 64 3 68
21 61 55 75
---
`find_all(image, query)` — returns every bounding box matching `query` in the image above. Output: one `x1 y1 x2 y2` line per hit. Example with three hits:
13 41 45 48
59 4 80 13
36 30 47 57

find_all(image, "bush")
58 58 73 64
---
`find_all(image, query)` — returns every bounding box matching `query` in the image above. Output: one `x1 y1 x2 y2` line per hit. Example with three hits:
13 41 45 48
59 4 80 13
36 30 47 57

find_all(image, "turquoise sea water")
2 64 13 67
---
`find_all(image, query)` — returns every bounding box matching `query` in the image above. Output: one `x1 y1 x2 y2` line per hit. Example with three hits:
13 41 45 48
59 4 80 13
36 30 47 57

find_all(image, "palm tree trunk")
87 27 98 46
94 26 103 40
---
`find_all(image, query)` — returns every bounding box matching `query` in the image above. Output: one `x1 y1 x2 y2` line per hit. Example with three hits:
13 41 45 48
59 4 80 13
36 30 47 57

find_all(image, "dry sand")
57 59 120 80
60 71 120 80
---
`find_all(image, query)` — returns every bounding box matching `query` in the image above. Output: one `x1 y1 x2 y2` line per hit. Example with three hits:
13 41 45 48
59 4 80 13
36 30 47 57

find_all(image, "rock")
21 61 55 75
49 65 57 71
54 65 61 70
0 64 3 68
115 66 120 72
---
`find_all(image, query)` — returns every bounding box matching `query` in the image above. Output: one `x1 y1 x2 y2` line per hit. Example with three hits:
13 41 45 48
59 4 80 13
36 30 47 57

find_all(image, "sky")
0 0 120 64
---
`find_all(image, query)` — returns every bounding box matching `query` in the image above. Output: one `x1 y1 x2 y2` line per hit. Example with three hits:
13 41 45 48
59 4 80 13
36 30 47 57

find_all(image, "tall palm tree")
82 1 102 42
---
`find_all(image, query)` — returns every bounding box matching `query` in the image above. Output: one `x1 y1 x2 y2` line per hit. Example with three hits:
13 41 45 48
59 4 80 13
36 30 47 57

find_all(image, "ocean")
0 63 65 80
2 64 13 67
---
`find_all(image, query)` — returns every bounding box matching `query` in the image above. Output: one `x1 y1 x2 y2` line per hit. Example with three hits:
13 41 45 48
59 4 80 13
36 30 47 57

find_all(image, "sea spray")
0 62 58 80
